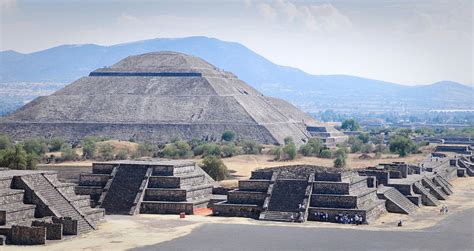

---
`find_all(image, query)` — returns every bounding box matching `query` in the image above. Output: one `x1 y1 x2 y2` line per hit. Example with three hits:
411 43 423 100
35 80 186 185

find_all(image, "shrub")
23 138 48 156
136 142 157 157
61 145 79 161
360 144 372 154
26 153 40 170
272 146 282 161
221 143 238 158
81 136 98 159
0 144 27 170
193 143 221 157
116 149 129 160
282 143 297 160
341 119 360 131
284 136 294 145
240 139 262 154
200 156 228 181
0 135 13 150
334 156 346 168
389 135 415 157
49 137 66 152
334 147 347 159
221 131 236 142
320 149 332 158
299 138 324 157
98 143 115 161
357 133 370 144
174 140 192 158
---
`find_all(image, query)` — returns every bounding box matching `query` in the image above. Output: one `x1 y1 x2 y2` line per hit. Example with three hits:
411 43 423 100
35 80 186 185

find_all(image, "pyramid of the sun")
0 51 345 145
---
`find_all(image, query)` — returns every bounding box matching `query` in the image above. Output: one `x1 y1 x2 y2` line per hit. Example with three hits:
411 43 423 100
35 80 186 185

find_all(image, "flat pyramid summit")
0 51 345 145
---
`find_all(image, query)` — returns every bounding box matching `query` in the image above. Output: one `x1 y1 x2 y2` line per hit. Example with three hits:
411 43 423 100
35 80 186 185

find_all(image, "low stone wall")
238 180 270 192
250 171 273 180
92 163 116 174
386 184 413 196
31 221 63 240
145 189 186 201
10 226 46 245
212 202 261 219
148 176 180 188
313 181 349 195
52 217 78 235
314 172 344 182
79 174 110 186
140 201 194 214
310 194 357 209
227 191 267 205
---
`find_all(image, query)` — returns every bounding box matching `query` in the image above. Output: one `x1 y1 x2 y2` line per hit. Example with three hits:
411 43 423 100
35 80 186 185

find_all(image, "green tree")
282 143 297 160
389 135 414 157
240 139 262 154
1 144 27 170
320 149 332 158
26 154 40 170
221 143 238 158
23 138 48 156
221 131 236 142
200 156 228 181
334 156 346 168
98 143 115 161
334 147 348 159
272 146 282 161
81 136 98 159
49 137 66 152
299 138 324 157
283 136 294 145
341 119 360 131
136 142 157 158
193 143 221 157
357 133 370 143
61 145 79 161
0 135 13 150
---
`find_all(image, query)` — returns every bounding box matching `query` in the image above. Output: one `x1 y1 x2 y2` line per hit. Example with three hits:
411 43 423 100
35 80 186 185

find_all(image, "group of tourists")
313 212 364 225
440 205 449 214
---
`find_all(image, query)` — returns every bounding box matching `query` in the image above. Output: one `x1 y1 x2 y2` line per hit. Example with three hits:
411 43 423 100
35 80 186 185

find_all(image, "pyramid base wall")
0 122 278 144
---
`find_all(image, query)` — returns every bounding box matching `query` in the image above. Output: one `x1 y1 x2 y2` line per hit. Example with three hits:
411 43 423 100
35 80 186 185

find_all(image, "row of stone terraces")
0 170 104 245
307 173 386 224
76 160 215 215
212 171 275 219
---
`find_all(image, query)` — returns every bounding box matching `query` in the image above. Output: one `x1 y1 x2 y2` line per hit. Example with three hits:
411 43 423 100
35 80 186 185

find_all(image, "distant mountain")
1 36 473 114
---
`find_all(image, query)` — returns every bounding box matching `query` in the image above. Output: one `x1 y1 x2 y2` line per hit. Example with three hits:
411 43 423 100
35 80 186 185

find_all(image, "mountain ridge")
0 36 472 114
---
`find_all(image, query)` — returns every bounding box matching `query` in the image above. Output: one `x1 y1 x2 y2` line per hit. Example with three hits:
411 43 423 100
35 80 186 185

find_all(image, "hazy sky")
0 0 472 85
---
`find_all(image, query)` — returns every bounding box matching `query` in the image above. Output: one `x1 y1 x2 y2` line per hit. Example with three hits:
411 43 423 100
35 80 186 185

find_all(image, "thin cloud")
256 0 352 32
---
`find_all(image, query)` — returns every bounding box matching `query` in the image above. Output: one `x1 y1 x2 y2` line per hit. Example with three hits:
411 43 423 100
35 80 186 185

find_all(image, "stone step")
0 189 25 205
0 202 36 225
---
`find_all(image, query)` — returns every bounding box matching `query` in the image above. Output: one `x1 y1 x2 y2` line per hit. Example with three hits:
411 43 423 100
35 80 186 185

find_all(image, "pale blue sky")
0 0 472 85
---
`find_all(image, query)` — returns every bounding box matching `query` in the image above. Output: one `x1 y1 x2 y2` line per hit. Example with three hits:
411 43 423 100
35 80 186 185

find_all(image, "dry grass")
95 140 139 155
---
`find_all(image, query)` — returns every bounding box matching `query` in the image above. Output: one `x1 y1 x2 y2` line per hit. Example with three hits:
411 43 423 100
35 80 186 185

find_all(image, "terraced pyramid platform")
0 169 104 245
0 51 345 145
75 160 216 215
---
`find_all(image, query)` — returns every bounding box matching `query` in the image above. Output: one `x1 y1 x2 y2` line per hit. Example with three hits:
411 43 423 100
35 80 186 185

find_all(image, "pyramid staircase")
432 175 453 195
99 164 150 215
421 177 448 200
18 174 96 234
413 181 440 206
260 176 310 222
377 186 417 214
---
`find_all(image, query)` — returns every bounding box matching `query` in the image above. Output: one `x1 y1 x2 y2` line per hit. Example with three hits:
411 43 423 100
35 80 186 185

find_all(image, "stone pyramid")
0 51 343 145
